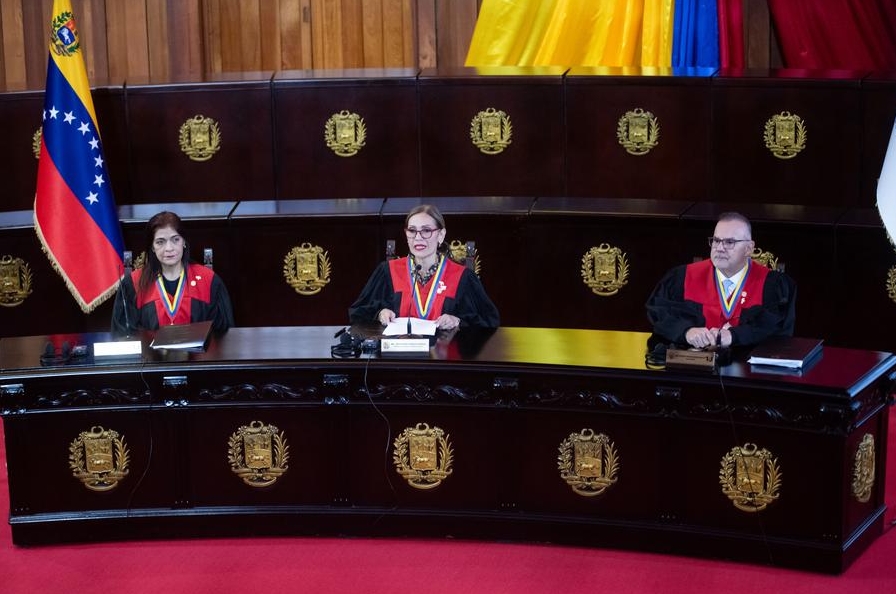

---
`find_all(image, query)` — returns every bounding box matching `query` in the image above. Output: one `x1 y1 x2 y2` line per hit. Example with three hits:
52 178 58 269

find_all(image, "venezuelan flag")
34 0 124 313
465 0 720 69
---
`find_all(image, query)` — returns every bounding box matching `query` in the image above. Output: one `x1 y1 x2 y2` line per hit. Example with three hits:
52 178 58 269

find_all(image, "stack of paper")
383 317 437 336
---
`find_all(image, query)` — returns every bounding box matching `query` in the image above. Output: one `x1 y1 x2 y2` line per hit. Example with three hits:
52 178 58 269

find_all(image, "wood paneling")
0 0 26 89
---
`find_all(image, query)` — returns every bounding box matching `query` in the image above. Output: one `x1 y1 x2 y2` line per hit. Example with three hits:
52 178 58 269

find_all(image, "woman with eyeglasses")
349 204 500 330
111 211 234 335
646 211 795 350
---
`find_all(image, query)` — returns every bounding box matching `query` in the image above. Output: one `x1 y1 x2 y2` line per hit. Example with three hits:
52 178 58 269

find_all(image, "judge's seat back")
691 246 794 333
386 239 481 275
692 246 785 273
122 247 215 271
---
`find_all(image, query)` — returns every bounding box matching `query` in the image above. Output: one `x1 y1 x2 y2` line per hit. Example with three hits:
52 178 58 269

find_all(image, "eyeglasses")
405 227 440 239
708 237 751 249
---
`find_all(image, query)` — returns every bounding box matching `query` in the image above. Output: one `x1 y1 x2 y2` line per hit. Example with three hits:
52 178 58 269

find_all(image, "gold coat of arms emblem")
69 426 130 492
227 421 290 488
0 255 33 307
392 423 454 490
557 428 620 497
32 128 42 159
470 107 512 155
283 243 332 295
764 111 806 159
178 114 222 162
852 434 875 503
886 265 896 304
750 247 779 271
616 107 660 155
447 239 481 275
719 443 782 512
324 110 367 157
581 243 629 296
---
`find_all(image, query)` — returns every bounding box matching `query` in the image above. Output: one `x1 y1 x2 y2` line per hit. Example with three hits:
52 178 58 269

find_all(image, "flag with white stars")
34 0 125 313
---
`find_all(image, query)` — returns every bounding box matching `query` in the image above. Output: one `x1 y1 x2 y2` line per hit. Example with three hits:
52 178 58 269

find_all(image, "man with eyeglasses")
646 212 795 351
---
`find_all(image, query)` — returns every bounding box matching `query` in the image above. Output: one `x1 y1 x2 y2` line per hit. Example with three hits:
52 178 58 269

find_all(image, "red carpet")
2 410 894 594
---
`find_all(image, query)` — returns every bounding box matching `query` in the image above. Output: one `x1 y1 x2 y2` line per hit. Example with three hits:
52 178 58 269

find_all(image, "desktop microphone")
119 252 133 337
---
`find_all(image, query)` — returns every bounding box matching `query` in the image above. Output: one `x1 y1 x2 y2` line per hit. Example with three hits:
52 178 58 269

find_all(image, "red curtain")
717 0 744 68
767 0 896 70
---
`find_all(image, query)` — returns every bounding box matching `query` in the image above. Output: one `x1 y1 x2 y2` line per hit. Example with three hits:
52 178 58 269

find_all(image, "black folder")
149 320 213 350
747 336 823 369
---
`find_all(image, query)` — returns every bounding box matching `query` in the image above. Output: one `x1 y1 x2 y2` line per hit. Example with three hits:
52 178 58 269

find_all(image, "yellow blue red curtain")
467 0 896 71
466 0 706 69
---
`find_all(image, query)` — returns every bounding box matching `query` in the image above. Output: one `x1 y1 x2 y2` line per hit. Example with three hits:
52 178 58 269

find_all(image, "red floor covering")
1 408 894 594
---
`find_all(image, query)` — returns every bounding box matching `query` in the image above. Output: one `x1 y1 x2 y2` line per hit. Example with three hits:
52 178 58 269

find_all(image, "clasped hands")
685 324 732 349
378 309 460 331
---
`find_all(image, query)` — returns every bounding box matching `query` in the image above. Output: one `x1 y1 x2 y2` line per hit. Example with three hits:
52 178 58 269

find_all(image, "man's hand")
685 326 719 349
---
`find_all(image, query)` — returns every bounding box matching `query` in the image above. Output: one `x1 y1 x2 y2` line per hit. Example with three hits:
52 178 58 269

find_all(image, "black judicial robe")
349 257 500 328
111 263 234 335
646 259 795 347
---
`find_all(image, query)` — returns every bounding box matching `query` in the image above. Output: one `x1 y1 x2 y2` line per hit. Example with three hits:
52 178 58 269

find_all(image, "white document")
383 317 437 336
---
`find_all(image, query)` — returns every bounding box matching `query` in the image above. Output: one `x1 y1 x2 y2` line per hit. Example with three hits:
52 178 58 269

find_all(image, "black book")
747 336 823 369
149 320 213 350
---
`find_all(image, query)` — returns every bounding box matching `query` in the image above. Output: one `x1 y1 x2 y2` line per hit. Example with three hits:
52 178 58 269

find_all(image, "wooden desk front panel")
0 328 892 573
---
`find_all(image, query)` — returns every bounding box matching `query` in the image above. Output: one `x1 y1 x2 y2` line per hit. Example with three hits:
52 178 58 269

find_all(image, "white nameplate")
379 338 431 354
94 340 143 358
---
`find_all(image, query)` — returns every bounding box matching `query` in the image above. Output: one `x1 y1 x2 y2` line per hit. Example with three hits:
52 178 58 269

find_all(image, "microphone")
119 251 133 337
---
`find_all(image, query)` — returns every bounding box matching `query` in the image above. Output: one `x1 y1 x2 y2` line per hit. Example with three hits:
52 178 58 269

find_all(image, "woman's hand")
378 309 396 325
436 314 460 330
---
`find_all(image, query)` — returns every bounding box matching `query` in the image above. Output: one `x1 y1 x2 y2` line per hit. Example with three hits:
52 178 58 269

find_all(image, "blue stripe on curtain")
672 0 720 68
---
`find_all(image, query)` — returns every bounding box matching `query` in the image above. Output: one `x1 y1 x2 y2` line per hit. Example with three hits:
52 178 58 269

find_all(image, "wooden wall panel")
0 0 26 89
711 72 864 207
435 0 477 70
415 0 436 68
165 0 203 80
105 0 150 82
279 0 312 70
79 0 110 83
566 70 712 200
418 68 567 197
0 91 42 211
126 81 275 203
273 71 421 198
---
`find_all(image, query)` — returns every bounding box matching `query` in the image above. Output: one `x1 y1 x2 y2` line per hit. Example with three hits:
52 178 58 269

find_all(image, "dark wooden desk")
1 327 893 573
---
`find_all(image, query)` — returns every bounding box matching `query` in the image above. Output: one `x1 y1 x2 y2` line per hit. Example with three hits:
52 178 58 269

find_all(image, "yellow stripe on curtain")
465 0 674 68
